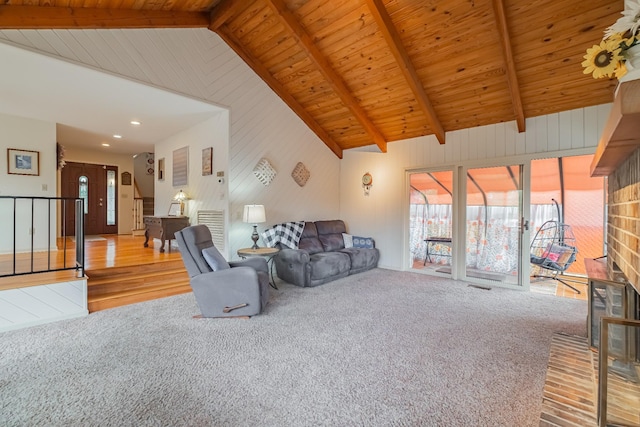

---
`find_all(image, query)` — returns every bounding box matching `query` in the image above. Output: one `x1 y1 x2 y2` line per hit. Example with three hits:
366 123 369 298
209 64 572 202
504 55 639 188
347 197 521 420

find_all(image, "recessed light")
130 120 141 126
113 134 122 139
102 143 110 147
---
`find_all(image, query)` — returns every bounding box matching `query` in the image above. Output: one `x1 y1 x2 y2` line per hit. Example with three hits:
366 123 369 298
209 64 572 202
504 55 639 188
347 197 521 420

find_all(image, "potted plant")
582 1 640 80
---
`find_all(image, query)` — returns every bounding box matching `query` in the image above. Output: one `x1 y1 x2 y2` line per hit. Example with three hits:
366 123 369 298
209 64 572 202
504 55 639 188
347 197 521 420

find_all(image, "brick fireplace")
589 77 640 425
607 147 640 294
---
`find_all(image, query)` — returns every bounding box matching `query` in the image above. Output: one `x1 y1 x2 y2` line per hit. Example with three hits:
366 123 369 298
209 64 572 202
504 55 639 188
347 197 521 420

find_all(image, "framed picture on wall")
7 148 39 176
173 146 188 186
158 158 165 181
202 147 213 176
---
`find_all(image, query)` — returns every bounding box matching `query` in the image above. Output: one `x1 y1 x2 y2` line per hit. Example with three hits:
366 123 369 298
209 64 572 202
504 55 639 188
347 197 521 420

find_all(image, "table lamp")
174 190 188 216
243 204 266 249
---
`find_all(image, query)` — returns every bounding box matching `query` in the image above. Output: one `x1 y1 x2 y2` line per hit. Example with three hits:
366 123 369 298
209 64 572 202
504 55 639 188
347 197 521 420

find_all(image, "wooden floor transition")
0 234 190 312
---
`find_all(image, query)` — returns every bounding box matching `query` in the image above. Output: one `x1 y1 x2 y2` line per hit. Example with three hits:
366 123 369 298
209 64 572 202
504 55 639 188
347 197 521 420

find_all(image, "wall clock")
362 172 373 195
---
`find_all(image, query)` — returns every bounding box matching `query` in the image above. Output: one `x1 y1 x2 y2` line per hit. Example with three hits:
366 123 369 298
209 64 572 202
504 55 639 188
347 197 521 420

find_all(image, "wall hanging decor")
7 148 39 176
158 158 165 181
146 152 154 175
172 146 188 186
56 143 66 170
253 158 277 186
121 171 132 186
291 162 310 187
202 147 213 176
362 172 373 196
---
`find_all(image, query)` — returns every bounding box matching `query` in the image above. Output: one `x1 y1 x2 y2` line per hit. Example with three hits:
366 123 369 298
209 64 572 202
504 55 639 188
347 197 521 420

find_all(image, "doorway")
61 162 118 236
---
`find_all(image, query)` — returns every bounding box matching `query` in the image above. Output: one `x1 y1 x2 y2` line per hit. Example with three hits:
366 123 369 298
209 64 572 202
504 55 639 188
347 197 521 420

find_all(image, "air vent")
197 210 225 250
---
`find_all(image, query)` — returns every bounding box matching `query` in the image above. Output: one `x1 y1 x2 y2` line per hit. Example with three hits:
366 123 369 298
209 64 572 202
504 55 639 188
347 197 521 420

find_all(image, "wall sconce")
362 172 373 196
174 189 188 216
243 204 266 249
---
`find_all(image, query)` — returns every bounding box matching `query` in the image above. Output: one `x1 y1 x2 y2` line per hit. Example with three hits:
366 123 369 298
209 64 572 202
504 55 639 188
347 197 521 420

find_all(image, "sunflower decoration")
582 39 623 79
582 2 640 79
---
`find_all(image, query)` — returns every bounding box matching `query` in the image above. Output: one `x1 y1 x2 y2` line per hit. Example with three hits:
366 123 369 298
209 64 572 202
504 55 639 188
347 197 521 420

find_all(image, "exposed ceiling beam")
491 0 526 133
365 0 446 145
0 5 209 29
215 24 344 159
209 0 246 31
264 0 387 153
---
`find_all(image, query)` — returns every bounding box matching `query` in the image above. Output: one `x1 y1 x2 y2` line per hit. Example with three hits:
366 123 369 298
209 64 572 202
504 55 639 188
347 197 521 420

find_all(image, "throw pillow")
342 233 353 248
277 221 305 249
261 226 280 248
352 236 374 249
202 246 230 271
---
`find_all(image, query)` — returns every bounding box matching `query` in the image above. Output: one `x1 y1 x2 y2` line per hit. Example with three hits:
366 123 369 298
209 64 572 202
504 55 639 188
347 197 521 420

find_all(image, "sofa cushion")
309 251 350 281
316 220 347 252
298 222 324 255
340 247 379 272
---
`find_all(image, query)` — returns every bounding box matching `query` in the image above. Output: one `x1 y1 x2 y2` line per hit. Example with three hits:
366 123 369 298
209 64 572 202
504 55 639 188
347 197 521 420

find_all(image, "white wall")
154 112 230 254
0 29 342 261
340 104 612 270
61 145 135 234
0 113 57 253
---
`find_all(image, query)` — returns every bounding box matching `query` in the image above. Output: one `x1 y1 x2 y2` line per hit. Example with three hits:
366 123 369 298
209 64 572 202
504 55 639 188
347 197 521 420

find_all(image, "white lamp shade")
174 190 188 201
243 204 266 224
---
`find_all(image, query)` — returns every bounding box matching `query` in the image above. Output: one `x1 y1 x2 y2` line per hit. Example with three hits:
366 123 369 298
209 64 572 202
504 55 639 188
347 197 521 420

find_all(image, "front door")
61 162 118 236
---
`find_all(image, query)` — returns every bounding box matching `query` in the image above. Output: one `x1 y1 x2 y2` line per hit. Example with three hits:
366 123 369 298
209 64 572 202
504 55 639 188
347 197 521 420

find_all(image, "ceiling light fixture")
102 143 110 147
130 120 141 126
113 134 122 139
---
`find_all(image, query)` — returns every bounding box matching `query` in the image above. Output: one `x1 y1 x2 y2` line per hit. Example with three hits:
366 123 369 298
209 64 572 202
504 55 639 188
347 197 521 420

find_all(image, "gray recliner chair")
175 224 270 317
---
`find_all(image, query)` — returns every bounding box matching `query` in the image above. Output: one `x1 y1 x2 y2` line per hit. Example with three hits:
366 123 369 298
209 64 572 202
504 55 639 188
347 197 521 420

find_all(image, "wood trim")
209 0 246 31
215 24 344 158
365 0 446 145
590 79 640 176
0 5 209 29
264 0 387 153
491 0 526 133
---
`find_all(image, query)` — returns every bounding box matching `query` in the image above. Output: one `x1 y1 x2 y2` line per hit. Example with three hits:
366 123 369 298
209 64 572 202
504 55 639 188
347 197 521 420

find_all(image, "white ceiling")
0 40 226 155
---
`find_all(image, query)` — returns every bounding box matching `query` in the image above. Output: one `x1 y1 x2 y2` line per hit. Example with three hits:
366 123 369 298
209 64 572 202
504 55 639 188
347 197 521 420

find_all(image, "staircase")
86 259 191 312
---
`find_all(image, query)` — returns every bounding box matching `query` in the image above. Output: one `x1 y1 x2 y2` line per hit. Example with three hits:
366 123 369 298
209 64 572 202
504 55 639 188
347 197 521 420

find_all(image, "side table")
237 247 280 290
144 216 190 253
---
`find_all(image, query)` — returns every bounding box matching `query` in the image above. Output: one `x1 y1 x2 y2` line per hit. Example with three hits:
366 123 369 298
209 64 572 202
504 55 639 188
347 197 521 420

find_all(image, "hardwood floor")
0 234 191 312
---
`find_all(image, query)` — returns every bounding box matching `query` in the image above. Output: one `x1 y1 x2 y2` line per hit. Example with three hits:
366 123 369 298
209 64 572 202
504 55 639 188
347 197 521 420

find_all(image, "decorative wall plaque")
121 171 132 186
291 162 310 187
253 158 277 186
173 146 188 186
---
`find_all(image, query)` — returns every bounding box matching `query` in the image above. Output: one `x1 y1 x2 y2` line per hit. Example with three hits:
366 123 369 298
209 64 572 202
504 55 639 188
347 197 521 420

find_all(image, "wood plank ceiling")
0 0 622 158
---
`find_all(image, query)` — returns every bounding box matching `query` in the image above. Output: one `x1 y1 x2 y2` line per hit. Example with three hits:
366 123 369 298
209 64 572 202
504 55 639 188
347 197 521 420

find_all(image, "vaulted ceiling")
0 0 622 158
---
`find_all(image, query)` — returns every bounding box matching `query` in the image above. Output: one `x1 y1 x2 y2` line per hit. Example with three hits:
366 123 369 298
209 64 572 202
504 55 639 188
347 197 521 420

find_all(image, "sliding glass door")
464 165 526 287
409 170 454 275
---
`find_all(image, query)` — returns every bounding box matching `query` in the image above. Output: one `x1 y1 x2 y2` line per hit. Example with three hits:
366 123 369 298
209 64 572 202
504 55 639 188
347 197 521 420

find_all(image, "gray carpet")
0 268 587 426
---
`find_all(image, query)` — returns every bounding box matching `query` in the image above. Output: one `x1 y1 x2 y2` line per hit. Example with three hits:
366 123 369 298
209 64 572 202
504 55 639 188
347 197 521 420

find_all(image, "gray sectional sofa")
274 220 379 287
